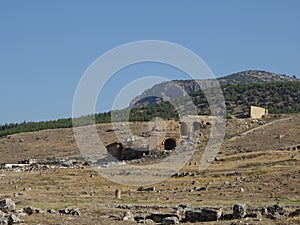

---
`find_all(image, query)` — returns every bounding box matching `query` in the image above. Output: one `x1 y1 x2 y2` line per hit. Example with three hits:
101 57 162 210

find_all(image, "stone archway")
164 138 176 150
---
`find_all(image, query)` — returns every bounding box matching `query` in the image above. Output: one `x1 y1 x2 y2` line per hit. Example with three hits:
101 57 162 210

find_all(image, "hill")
218 70 298 85
131 70 298 107
132 81 300 118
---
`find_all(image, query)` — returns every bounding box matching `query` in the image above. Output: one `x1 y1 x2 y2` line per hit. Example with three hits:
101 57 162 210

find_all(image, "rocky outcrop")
185 208 223 222
131 70 299 108
218 70 298 85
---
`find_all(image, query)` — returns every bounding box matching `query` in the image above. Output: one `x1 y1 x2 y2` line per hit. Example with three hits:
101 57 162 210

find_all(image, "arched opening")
180 122 189 136
164 138 176 150
193 121 201 131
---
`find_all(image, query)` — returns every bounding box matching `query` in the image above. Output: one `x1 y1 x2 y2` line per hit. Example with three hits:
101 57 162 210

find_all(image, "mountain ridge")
218 70 298 85
131 70 299 107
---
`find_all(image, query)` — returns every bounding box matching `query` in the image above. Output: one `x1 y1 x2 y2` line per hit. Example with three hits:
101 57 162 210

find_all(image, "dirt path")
228 116 294 142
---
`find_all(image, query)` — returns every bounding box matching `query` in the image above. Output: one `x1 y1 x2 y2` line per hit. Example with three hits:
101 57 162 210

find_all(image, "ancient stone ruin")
105 116 213 161
250 106 268 119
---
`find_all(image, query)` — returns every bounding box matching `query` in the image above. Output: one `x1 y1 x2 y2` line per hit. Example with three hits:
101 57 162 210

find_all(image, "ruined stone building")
250 106 268 119
149 119 180 151
105 116 214 161
106 142 149 161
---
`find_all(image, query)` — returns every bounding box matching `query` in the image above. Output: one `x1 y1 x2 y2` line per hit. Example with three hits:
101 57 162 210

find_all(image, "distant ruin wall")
149 134 180 151
149 116 213 151
149 119 180 151
250 106 268 119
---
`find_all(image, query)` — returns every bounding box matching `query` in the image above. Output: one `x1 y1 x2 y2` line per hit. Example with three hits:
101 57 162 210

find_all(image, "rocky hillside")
131 70 298 107
218 70 298 85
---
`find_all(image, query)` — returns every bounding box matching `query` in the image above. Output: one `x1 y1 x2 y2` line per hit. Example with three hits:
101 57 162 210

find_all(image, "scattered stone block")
245 211 262 219
58 207 80 216
0 210 5 218
259 207 268 215
162 216 179 225
0 218 8 225
144 219 154 224
137 187 155 192
0 199 15 213
133 215 144 223
289 208 300 217
23 207 34 215
8 214 23 224
146 213 180 223
201 208 223 221
233 204 246 219
47 209 56 214
221 213 233 220
267 204 284 215
23 206 42 215
185 208 222 222
185 210 202 222
122 211 134 221
268 212 286 220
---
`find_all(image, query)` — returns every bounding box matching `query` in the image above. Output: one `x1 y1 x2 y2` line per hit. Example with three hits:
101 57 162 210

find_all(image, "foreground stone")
58 207 80 216
0 199 15 213
185 208 223 222
146 213 180 223
109 203 299 223
244 211 262 221
137 219 154 224
0 218 8 225
267 204 284 215
0 210 5 218
47 209 56 214
137 187 156 192
122 211 134 221
289 208 300 217
23 207 35 215
233 204 246 219
8 214 23 224
162 216 179 225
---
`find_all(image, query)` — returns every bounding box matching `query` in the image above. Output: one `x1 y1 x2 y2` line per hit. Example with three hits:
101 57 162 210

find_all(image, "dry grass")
0 114 299 224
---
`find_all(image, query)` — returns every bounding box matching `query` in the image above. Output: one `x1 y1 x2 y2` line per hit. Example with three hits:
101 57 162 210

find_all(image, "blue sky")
0 1 299 124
